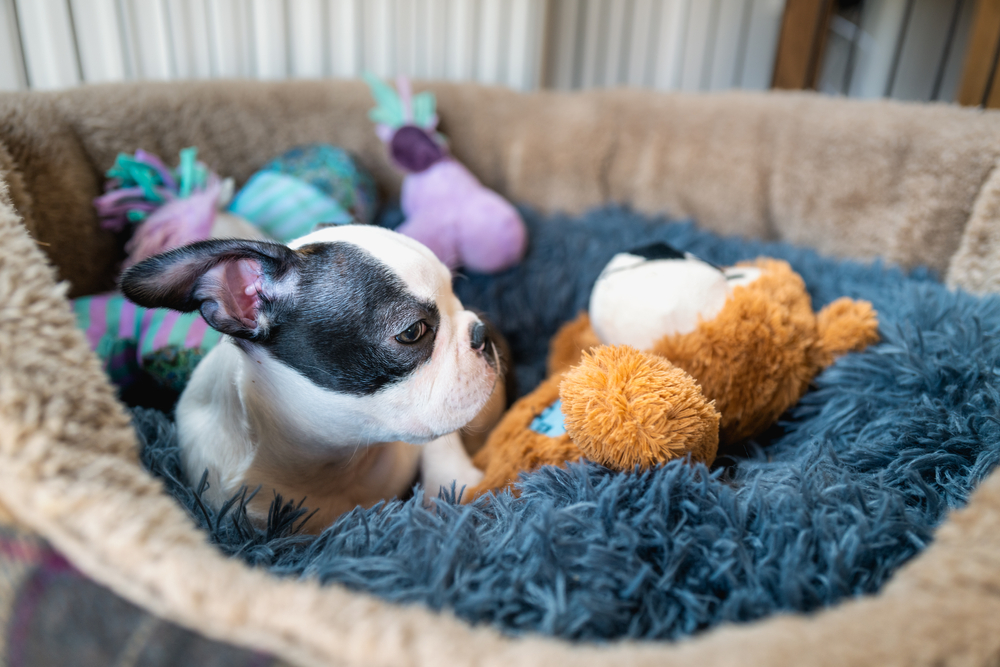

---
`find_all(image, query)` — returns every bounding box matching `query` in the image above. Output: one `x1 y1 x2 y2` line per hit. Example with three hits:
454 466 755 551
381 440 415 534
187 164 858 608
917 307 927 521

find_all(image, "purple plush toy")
366 75 527 274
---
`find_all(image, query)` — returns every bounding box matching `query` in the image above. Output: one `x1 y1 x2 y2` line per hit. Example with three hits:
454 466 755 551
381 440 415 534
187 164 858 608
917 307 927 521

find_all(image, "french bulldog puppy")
121 225 505 531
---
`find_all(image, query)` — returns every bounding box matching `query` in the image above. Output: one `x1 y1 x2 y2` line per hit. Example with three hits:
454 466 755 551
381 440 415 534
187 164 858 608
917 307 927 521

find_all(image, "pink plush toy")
366 74 528 274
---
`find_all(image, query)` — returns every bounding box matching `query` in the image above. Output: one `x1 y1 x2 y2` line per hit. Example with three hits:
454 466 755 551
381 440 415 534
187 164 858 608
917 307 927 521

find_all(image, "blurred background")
0 0 996 106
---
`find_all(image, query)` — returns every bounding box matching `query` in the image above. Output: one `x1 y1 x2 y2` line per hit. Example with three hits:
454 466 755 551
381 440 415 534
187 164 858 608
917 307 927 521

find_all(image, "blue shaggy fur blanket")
134 206 1000 642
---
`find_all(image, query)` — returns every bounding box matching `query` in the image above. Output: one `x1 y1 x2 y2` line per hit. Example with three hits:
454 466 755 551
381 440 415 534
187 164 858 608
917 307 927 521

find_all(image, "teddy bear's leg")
464 374 584 500
560 345 720 470
813 297 880 368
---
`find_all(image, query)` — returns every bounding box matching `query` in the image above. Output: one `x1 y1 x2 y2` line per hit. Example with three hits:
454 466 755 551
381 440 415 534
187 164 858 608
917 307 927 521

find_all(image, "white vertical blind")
329 0 360 78
446 0 476 80
69 0 127 83
363 0 393 78
845 0 911 98
394 0 415 77
206 0 253 78
709 0 750 90
477 0 502 83
652 0 689 89
578 0 603 87
545 0 785 92
165 0 214 79
248 0 288 79
14 0 81 90
0 0 27 90
740 0 785 90
679 0 717 91
549 0 579 88
288 0 325 78
422 0 445 78
626 0 655 86
0 0 980 104
124 0 177 80
602 0 626 85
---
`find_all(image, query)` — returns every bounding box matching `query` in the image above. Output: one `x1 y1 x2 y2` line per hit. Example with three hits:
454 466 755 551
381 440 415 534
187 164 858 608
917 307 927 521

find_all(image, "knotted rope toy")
94 147 233 269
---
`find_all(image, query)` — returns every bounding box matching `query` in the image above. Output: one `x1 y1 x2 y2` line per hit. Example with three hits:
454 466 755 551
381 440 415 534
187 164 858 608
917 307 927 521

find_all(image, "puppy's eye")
395 320 427 344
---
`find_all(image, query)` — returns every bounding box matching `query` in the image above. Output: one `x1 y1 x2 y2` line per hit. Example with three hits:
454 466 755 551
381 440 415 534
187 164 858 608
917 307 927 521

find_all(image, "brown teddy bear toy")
465 243 880 499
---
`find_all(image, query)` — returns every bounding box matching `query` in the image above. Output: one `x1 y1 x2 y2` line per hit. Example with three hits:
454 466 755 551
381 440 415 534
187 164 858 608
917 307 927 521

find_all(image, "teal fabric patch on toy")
530 399 567 437
229 171 353 243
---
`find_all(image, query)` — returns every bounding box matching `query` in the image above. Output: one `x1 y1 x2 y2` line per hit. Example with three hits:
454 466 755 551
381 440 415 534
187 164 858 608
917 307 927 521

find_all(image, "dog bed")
3 80 1000 666
134 204 1000 642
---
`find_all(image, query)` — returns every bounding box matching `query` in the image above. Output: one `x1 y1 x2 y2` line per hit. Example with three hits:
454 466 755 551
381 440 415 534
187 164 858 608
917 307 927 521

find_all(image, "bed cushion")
4 80 1000 667
132 205 1000 642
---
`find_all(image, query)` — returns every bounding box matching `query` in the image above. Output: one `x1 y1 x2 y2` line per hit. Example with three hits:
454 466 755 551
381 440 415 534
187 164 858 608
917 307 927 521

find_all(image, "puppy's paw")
420 432 485 504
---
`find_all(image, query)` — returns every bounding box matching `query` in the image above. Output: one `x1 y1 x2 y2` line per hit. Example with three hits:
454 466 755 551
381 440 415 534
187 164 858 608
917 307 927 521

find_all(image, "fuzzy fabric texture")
645 259 880 445
133 205 1000 643
0 522 283 667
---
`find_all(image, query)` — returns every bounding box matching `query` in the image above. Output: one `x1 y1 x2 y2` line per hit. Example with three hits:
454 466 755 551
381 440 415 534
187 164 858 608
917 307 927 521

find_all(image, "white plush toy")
589 242 762 350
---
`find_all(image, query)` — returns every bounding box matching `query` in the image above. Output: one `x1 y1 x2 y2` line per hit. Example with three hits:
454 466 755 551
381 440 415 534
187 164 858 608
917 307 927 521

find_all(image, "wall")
0 0 784 93
0 0 975 104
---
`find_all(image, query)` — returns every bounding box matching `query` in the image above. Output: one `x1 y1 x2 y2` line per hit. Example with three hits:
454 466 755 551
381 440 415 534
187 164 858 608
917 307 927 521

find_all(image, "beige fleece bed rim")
1 80 1000 667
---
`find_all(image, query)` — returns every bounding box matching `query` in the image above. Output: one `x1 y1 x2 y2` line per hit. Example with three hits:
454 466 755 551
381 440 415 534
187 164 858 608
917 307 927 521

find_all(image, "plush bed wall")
2 80 1000 666
3 80 1000 296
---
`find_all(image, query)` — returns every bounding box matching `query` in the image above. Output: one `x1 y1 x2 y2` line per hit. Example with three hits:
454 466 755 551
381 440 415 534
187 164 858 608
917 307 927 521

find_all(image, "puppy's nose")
470 321 488 351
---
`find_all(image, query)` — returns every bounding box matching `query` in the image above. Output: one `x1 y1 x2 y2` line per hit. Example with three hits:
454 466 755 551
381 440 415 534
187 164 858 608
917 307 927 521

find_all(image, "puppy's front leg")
420 432 484 502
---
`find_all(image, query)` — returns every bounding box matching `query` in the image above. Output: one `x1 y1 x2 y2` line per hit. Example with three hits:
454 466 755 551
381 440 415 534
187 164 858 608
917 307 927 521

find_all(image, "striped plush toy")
229 143 378 241
75 144 377 392
74 295 222 392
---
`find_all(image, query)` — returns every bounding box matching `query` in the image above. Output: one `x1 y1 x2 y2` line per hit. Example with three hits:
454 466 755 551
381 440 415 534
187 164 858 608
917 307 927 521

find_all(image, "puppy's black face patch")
261 242 440 396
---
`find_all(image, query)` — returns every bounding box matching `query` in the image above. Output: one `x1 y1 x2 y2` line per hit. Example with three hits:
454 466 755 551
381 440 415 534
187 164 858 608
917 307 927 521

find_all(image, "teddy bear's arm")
465 374 584 500
466 345 721 501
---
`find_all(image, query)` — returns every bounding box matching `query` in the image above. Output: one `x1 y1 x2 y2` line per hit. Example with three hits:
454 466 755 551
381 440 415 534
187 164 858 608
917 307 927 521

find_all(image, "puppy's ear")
120 239 299 341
